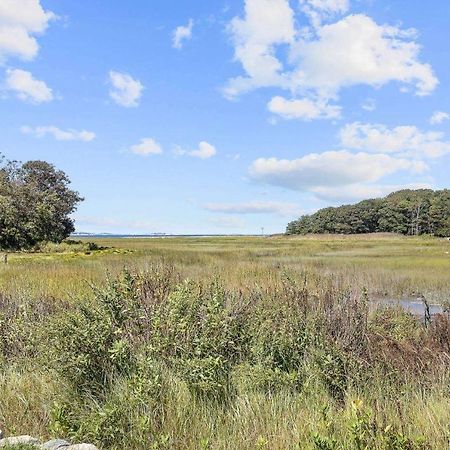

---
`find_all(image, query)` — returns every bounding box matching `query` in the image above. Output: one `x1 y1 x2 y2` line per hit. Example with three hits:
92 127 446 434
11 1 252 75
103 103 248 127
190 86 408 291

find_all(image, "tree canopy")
287 189 450 237
0 156 83 250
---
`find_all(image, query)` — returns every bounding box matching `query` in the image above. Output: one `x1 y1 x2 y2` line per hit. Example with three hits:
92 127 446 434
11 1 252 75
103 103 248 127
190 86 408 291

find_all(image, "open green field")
1 234 450 449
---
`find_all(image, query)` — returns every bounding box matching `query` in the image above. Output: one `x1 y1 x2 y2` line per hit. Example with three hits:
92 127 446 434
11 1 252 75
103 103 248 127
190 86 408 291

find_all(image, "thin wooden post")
422 296 431 327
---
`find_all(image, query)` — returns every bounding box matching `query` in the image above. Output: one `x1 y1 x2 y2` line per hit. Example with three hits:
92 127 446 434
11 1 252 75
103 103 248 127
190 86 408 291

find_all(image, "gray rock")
42 439 71 449
0 435 41 447
66 446 98 450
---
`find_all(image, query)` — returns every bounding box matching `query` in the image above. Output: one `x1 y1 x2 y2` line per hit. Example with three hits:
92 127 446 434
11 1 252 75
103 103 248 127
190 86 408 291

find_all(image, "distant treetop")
286 189 450 237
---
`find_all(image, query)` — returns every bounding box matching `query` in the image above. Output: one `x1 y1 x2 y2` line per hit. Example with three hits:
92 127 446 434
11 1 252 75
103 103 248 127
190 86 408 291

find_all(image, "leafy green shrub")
23 267 444 449
50 398 130 449
50 359 167 449
128 356 164 407
312 433 340 450
145 279 248 400
250 312 309 373
315 347 349 403
179 355 232 401
46 270 167 394
48 302 133 394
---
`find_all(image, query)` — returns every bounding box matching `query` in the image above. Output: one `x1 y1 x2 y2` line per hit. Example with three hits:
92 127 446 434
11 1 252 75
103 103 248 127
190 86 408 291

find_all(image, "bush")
250 308 309 373
179 355 232 401
144 279 249 400
48 302 134 394
18 267 448 449
49 357 168 449
314 347 350 403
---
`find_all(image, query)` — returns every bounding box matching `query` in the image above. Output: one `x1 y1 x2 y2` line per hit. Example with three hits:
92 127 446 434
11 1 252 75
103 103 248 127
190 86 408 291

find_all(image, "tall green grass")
1 248 449 449
1 235 450 302
0 235 449 448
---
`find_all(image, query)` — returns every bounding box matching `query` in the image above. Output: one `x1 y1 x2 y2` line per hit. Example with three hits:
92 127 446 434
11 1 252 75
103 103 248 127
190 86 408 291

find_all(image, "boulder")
42 439 71 449
0 435 41 447
0 435 97 450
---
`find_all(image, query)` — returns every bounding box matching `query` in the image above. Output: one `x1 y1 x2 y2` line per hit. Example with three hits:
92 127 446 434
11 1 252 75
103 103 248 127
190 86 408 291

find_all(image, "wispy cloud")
361 98 376 112
208 216 245 229
74 216 162 232
172 19 193 49
429 111 450 125
204 201 300 217
21 125 95 141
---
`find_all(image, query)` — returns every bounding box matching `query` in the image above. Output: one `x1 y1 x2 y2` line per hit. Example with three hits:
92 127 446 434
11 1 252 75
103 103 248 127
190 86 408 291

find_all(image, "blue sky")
1 0 449 234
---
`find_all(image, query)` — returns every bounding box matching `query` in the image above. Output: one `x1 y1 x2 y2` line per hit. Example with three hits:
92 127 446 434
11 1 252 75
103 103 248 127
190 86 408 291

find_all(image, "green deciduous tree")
287 189 450 237
0 156 83 250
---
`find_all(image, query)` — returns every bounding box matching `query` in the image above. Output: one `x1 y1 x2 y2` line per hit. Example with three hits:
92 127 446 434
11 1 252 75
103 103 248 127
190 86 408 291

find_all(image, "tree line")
286 189 450 237
0 156 83 250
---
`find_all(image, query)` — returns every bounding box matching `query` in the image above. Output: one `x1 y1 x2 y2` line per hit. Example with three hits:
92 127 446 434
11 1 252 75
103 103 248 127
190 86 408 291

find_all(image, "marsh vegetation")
0 235 449 449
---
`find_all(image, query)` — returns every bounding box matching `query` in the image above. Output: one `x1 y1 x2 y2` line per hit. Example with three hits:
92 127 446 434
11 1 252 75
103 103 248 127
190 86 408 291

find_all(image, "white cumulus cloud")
429 111 450 125
340 122 450 158
300 0 349 27
172 19 193 49
224 0 295 98
176 141 217 159
289 14 437 98
268 95 341 120
21 125 95 141
4 68 53 103
0 0 56 63
109 71 144 108
225 2 437 118
129 138 163 156
189 141 217 159
248 150 427 191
